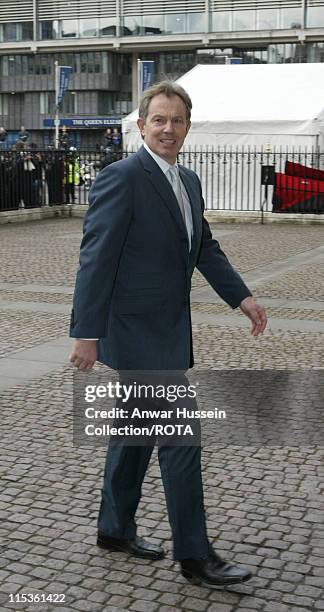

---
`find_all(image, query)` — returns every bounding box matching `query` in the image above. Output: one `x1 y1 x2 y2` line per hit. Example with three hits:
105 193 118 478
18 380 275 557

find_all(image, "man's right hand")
69 340 97 371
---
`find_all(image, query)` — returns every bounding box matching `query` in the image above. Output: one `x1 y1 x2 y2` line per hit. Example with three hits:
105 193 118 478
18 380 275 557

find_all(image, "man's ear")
137 118 145 139
185 121 191 136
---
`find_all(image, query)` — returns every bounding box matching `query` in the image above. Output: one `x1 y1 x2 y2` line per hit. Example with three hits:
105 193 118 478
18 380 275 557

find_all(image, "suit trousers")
97 441 210 560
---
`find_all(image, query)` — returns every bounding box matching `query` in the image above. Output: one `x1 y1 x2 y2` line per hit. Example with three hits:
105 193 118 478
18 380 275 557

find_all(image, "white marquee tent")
122 64 324 210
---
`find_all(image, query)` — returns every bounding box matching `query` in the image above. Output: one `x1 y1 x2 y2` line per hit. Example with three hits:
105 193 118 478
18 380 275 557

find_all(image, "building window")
187 12 205 33
232 10 256 31
3 56 15 76
119 54 132 76
0 22 33 42
61 20 78 38
42 91 77 114
268 43 301 63
257 9 279 30
92 52 102 73
56 53 76 72
212 12 231 32
123 16 142 36
98 91 132 115
142 15 164 35
115 94 132 115
80 19 98 38
1 56 9 76
308 42 324 61
2 23 18 41
99 18 116 36
35 54 52 75
165 14 186 34
197 48 230 64
250 49 268 63
280 8 302 29
13 55 22 76
80 53 88 73
40 20 58 40
0 94 9 115
1 55 34 76
160 52 196 79
79 52 101 73
62 91 77 114
307 7 324 28
21 22 33 40
40 92 54 114
98 92 115 114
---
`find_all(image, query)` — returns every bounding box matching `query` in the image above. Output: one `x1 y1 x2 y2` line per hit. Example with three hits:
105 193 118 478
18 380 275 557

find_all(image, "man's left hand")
239 296 267 337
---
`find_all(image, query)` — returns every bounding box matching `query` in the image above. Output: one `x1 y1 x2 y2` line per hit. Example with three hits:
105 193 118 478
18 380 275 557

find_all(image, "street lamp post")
54 61 60 149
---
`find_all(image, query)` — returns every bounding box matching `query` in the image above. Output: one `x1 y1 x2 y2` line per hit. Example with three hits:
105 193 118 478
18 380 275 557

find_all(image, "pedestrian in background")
0 126 7 149
18 126 30 144
102 128 113 151
112 127 122 150
45 148 65 205
64 148 80 203
31 150 44 206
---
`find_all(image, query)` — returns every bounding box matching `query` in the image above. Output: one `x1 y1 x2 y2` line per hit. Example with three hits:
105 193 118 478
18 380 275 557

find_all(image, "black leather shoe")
180 549 252 586
97 533 165 560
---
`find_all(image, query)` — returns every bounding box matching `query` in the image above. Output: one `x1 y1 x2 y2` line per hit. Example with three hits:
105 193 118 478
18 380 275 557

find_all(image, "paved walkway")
0 218 323 611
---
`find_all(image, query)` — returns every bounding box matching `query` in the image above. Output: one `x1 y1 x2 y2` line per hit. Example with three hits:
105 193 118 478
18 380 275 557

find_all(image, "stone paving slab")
1 218 324 612
193 311 324 332
207 223 324 274
192 324 324 369
0 283 74 294
0 310 69 359
192 301 324 321
244 246 324 286
0 357 61 380
0 376 26 389
192 294 324 311
0 301 70 314
253 265 324 302
9 343 70 365
0 291 73 305
41 337 72 348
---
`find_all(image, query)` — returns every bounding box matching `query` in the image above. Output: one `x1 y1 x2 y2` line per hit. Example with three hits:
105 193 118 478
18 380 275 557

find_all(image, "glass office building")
1 0 324 146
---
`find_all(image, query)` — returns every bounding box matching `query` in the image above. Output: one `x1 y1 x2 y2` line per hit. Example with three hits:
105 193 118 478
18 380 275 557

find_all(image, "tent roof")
178 63 324 122
123 63 324 128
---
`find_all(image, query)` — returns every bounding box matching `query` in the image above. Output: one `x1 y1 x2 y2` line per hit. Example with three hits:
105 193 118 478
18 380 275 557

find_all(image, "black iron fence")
1 147 324 214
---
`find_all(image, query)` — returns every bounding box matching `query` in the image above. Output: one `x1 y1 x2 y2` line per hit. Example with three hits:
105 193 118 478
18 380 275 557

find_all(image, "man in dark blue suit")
70 81 267 587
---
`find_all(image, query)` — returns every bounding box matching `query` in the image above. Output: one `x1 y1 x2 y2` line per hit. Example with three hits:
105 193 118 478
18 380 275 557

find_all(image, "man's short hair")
138 81 192 123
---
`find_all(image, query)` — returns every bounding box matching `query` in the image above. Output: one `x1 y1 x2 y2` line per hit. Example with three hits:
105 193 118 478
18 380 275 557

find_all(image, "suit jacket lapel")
137 146 188 242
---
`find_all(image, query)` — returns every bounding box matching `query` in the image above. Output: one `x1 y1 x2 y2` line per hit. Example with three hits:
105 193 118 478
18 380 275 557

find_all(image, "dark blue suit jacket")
70 146 251 369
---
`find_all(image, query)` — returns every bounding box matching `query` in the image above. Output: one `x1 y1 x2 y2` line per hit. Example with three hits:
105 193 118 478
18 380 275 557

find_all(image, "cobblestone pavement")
0 218 324 612
0 310 69 358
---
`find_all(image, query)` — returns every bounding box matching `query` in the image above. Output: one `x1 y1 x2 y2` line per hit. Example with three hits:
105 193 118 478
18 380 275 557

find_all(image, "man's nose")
163 120 174 133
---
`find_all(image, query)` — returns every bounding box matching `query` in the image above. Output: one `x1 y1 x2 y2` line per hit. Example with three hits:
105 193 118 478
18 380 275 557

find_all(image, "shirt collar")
144 142 177 175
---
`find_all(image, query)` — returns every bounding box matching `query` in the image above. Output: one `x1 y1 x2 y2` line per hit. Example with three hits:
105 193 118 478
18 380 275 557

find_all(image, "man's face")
137 93 191 164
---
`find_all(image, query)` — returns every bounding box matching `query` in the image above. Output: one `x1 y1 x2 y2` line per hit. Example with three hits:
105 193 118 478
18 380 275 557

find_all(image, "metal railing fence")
1 147 323 214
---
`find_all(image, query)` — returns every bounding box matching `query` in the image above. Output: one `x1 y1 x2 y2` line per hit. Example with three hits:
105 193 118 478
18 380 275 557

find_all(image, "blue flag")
138 61 154 94
56 65 72 108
